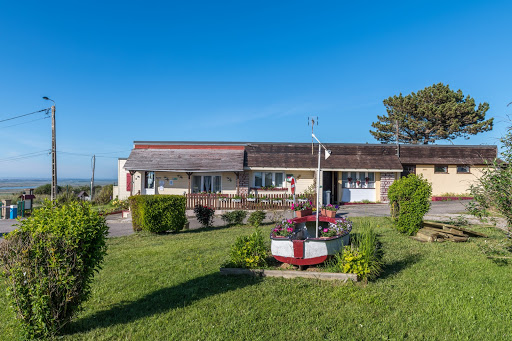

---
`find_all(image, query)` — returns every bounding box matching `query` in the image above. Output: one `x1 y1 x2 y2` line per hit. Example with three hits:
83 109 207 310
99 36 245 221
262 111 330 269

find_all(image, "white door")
144 171 155 195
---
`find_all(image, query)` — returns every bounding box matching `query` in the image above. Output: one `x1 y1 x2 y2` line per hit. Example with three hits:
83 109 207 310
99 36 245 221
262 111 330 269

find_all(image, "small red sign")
290 177 296 195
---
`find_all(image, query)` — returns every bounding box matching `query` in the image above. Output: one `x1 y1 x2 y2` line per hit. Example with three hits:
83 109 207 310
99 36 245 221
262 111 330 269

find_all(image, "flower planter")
297 198 309 203
271 215 351 266
273 200 283 204
285 199 295 204
247 198 257 202
295 209 312 218
321 209 336 218
260 199 270 203
231 199 241 203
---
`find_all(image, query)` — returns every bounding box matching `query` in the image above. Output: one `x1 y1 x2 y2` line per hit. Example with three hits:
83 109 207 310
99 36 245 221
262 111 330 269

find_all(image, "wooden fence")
185 193 316 210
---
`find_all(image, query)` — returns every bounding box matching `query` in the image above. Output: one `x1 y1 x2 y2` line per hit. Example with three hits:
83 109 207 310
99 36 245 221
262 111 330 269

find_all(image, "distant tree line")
33 183 113 205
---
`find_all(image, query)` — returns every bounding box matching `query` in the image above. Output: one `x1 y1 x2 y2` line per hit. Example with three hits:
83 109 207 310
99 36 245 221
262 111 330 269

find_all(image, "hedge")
128 195 187 233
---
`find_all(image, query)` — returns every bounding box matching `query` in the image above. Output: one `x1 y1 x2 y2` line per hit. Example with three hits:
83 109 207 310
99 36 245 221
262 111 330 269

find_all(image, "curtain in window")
203 176 212 192
265 172 273 186
213 176 221 192
192 176 201 193
275 173 284 187
254 172 263 187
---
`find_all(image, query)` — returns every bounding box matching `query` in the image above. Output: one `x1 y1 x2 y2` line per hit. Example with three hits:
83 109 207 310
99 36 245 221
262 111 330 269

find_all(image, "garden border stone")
219 267 358 282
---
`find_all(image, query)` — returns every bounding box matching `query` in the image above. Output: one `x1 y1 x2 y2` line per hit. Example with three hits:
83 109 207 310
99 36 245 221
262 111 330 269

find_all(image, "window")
457 165 470 174
342 172 375 188
253 172 285 188
192 175 222 193
434 165 448 173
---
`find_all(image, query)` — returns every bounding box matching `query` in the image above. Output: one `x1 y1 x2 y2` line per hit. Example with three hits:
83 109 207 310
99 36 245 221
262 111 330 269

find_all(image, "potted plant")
285 195 295 204
247 193 257 202
321 204 339 218
291 201 313 217
319 217 353 238
273 197 283 204
270 219 295 238
347 177 352 188
260 196 270 203
231 195 242 203
356 179 361 188
297 194 309 203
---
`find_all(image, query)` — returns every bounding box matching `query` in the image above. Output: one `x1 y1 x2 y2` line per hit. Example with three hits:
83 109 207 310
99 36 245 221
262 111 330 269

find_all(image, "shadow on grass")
64 272 261 335
380 253 421 280
180 224 235 234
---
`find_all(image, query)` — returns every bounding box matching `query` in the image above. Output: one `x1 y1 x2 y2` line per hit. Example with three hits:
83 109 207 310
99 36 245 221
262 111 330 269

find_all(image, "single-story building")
113 141 497 204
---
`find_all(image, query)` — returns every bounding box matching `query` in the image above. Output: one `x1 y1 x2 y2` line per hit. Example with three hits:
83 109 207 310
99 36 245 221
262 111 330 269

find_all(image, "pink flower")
287 227 294 233
323 228 329 233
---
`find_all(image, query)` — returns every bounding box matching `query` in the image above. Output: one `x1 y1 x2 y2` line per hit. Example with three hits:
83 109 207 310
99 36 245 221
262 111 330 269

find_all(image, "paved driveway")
0 201 475 238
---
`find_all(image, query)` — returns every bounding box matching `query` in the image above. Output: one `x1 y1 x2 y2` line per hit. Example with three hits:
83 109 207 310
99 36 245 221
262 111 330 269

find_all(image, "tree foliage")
370 83 493 144
467 125 512 233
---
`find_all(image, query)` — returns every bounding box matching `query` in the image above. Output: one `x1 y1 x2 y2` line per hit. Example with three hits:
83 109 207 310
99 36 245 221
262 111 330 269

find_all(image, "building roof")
123 141 498 172
124 146 245 172
398 145 497 165
245 144 403 171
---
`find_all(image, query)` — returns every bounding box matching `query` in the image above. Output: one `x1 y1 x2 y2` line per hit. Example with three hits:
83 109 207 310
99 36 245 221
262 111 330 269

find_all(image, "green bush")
387 174 432 235
328 221 382 281
0 201 108 339
221 210 247 225
94 184 113 205
128 195 187 233
228 228 268 268
248 210 266 227
194 204 215 227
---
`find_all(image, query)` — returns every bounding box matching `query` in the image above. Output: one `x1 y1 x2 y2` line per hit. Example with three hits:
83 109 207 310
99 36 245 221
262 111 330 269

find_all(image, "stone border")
220 267 358 282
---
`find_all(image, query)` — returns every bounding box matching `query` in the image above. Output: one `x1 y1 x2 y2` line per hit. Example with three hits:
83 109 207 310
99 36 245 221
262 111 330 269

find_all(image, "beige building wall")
414 164 485 195
153 172 240 195
113 159 130 200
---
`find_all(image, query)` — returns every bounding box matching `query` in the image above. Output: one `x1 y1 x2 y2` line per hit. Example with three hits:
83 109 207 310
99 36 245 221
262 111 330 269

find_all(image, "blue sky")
1 0 511 179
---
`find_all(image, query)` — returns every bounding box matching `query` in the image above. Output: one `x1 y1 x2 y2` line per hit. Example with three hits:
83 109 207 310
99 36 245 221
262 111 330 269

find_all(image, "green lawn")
1 217 512 340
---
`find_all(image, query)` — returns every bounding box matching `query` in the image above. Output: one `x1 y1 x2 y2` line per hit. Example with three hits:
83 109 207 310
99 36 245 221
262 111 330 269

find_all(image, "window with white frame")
192 175 222 193
253 172 285 188
341 172 375 188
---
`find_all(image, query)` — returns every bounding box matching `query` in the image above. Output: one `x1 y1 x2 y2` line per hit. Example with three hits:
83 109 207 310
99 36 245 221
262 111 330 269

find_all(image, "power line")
0 150 50 163
0 116 50 130
0 108 50 123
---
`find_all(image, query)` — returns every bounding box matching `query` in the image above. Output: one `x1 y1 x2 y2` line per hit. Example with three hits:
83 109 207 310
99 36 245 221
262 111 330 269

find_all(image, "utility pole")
43 97 58 201
90 155 96 201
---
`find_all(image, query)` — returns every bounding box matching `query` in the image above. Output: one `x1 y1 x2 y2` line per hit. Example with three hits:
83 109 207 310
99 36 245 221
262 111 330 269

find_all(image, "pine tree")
370 83 493 144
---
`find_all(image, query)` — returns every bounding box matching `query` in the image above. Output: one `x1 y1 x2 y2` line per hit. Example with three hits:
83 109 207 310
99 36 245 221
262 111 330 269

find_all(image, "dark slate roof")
245 144 403 170
398 145 497 165
124 148 245 172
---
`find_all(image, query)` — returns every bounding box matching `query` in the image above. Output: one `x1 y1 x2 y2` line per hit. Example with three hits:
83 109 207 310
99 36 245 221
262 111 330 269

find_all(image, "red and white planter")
271 215 350 266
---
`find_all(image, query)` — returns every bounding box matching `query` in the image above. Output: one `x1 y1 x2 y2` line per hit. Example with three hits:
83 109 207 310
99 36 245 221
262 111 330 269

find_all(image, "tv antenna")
308 116 318 154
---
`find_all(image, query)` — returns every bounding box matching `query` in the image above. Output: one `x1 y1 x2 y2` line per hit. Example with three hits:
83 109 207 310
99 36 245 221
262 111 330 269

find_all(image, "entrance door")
401 165 416 178
322 171 333 205
144 171 155 195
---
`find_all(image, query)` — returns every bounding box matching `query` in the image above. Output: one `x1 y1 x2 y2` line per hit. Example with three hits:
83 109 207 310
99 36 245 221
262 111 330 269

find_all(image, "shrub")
94 184 113 205
387 174 432 235
248 210 266 227
328 221 382 281
129 195 187 233
194 204 215 227
0 201 108 339
228 228 268 268
221 210 247 225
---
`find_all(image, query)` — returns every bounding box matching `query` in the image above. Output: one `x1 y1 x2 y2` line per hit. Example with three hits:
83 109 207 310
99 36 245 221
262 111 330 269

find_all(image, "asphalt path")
0 201 473 238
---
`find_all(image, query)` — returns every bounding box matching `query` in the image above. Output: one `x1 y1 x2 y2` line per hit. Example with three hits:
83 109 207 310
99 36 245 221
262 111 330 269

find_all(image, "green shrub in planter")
248 210 266 227
128 195 187 233
228 228 268 268
387 174 432 235
0 201 109 339
221 210 247 225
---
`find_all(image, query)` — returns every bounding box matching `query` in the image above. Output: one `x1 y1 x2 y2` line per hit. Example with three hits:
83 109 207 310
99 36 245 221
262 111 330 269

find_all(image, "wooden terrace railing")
185 193 315 210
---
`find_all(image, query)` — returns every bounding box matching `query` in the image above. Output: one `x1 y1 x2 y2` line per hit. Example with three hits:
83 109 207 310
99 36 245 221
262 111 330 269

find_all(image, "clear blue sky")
1 0 511 179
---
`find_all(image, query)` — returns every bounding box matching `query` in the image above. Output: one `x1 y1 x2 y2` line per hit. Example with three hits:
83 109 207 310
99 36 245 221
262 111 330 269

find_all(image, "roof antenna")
308 116 318 154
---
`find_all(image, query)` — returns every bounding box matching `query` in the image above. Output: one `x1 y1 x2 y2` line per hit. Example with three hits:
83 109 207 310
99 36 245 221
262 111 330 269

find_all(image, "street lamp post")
43 97 57 201
312 133 331 238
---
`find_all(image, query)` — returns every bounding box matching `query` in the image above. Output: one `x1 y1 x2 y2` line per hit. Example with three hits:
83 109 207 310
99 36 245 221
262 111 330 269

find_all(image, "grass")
1 217 512 340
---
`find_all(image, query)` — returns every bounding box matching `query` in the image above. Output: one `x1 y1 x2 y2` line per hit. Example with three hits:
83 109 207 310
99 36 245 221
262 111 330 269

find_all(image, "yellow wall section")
414 165 484 195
